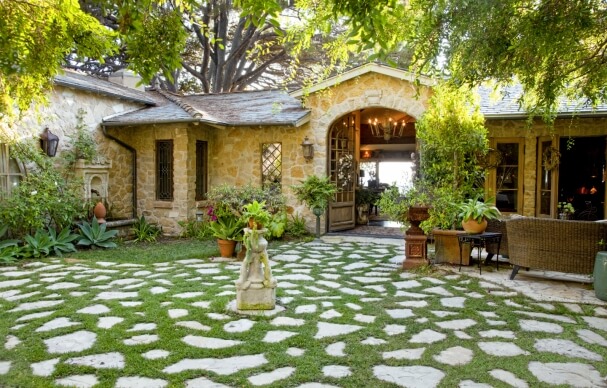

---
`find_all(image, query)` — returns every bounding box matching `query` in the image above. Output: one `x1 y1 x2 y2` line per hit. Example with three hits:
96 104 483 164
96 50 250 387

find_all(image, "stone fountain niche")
74 160 112 203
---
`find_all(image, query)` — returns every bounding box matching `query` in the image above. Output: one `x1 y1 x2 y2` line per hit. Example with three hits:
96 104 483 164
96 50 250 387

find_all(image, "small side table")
458 232 502 274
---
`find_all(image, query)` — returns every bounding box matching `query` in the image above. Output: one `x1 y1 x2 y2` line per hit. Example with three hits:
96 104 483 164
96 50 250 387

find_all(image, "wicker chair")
506 217 607 280
485 218 508 265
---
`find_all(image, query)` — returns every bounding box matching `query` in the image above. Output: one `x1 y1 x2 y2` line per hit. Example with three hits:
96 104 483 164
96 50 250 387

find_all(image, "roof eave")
484 111 607 120
55 78 156 106
102 118 199 127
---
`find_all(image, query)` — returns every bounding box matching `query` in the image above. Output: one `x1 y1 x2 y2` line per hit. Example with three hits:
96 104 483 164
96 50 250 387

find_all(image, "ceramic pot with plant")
458 197 501 234
242 200 271 230
291 175 337 238
208 212 244 258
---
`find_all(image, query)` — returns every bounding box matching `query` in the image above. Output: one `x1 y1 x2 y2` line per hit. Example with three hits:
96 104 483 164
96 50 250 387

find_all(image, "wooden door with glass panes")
536 137 558 217
328 113 357 231
492 138 525 214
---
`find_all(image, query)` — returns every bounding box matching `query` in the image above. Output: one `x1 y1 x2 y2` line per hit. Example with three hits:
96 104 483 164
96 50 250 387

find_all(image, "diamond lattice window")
262 143 282 191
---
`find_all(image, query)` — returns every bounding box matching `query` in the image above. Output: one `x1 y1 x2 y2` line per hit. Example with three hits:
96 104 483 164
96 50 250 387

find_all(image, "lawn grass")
1 238 606 387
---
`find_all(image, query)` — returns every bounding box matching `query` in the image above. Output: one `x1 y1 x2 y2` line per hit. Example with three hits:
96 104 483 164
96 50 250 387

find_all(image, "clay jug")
93 202 107 224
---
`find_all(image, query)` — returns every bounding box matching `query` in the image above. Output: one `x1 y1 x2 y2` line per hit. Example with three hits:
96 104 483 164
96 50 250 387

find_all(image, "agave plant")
77 217 118 249
0 225 20 264
21 229 54 259
49 227 79 256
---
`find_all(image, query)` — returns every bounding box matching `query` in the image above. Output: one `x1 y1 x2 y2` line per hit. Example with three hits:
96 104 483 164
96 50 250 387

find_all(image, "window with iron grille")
156 140 173 201
195 141 208 200
0 144 24 199
261 143 282 191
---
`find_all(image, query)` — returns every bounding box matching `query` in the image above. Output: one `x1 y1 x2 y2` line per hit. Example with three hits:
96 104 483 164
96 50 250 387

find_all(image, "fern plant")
77 217 118 249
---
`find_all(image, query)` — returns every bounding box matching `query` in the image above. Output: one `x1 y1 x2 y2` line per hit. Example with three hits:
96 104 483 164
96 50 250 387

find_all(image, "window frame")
155 139 174 201
195 140 208 201
0 143 25 198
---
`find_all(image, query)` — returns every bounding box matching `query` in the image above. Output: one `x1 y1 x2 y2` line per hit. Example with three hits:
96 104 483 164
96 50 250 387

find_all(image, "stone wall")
4 86 142 220
486 116 607 216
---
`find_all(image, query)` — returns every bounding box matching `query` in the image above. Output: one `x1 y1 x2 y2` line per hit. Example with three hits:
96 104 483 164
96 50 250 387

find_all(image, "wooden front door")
328 113 357 231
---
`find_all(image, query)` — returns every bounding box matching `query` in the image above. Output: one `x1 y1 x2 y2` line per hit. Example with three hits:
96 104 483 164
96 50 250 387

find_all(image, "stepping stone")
342 262 372 270
123 334 158 345
434 346 473 365
374 365 445 387
534 338 602 361
489 369 528 388
430 311 458 318
386 309 414 319
410 329 446 344
77 304 110 315
248 367 295 386
163 354 267 375
339 287 367 296
95 291 138 300
176 321 211 331
286 347 305 357
9 300 63 312
397 301 428 308
36 317 80 332
47 282 79 290
5 335 21 350
185 377 231 387
393 280 423 290
98 317 124 329
191 301 211 308
454 331 472 340
326 342 346 356
576 329 607 347
478 342 529 357
273 254 301 262
519 319 563 333
383 348 425 360
295 383 340 388
459 380 492 387
320 309 342 319
528 362 605 387
0 279 30 289
361 337 387 345
354 314 376 323
314 322 362 339
55 374 98 388
263 331 297 343
271 317 305 326
128 323 156 331
276 274 314 281
395 291 429 298
182 335 242 349
435 319 477 330
583 316 607 331
424 286 453 296
295 305 317 314
65 352 125 369
3 291 41 301
207 313 231 320
441 297 466 308
142 350 170 360
173 292 205 298
150 287 168 294
352 276 390 284
115 377 167 388
323 365 351 378
109 279 141 286
0 361 10 375
120 301 142 307
45 331 96 354
515 311 575 323
31 358 59 376
345 303 362 310
384 324 407 336
224 319 255 333
168 309 188 318
196 268 221 274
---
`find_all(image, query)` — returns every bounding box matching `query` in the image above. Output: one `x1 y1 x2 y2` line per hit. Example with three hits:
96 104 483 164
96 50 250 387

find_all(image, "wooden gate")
328 113 357 231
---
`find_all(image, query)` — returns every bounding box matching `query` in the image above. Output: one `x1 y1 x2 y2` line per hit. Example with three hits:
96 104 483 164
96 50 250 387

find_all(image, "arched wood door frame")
327 112 359 231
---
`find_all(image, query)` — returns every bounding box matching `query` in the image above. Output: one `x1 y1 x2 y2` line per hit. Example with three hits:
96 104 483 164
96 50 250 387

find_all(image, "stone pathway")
1 239 606 387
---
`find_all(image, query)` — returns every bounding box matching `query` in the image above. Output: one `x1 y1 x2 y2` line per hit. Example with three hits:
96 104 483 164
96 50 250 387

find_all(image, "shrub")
131 215 162 243
178 220 213 240
285 213 310 238
0 225 20 264
77 217 118 249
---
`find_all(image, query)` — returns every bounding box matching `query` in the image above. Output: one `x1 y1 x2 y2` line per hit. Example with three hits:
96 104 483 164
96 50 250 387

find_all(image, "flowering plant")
558 202 575 215
337 154 353 189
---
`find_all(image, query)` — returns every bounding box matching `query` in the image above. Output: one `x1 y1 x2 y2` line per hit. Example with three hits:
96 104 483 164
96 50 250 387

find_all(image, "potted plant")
207 209 244 258
557 201 575 220
415 83 489 264
291 175 337 238
355 188 378 225
459 196 501 234
241 200 271 230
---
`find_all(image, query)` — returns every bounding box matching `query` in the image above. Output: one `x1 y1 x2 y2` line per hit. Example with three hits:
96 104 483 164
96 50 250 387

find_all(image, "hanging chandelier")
368 117 407 142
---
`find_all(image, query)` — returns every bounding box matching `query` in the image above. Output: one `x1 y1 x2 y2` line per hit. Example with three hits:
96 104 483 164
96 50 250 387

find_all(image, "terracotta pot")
461 218 488 234
433 229 472 265
93 202 107 224
217 239 236 258
248 218 263 230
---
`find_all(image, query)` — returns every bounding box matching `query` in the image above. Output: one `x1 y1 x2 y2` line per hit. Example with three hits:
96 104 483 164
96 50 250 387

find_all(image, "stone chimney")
108 69 145 91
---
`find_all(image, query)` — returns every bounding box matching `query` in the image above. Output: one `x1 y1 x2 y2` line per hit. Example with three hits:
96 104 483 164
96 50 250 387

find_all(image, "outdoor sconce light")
301 136 314 161
40 127 59 157
195 210 204 222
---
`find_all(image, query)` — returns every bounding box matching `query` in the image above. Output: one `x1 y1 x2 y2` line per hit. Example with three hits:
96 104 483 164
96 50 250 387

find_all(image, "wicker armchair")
485 218 508 264
506 217 607 280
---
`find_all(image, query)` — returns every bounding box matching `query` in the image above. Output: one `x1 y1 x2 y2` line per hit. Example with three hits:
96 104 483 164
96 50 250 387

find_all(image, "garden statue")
235 227 277 310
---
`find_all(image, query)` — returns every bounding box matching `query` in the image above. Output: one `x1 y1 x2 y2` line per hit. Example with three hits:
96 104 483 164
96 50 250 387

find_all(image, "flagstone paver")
1 240 607 387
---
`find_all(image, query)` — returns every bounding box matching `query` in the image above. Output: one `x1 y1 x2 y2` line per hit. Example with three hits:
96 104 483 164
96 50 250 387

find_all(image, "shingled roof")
54 71 156 106
103 89 310 127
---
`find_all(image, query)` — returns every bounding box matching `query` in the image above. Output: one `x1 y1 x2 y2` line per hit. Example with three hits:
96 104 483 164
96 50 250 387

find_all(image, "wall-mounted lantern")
196 210 204 222
40 127 59 157
301 136 314 161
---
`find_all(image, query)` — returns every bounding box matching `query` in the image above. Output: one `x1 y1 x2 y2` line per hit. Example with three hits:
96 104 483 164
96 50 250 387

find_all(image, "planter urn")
217 239 237 258
236 228 277 310
403 206 430 269
594 251 607 301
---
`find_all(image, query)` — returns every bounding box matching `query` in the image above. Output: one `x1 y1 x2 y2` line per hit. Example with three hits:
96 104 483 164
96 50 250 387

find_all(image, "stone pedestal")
404 234 428 269
235 228 277 310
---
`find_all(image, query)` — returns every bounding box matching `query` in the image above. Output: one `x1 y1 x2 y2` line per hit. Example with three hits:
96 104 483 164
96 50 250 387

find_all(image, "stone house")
2 64 606 235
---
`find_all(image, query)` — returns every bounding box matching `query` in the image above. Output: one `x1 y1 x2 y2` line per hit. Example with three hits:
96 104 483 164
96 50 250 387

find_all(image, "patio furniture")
458 232 502 274
485 218 509 264
506 217 607 280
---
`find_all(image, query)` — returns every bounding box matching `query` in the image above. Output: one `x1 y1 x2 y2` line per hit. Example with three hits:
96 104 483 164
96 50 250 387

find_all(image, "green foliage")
558 201 575 216
77 217 118 249
291 175 337 211
207 184 286 218
208 216 244 241
355 188 379 206
376 185 408 222
458 197 501 223
241 200 272 229
64 109 97 165
266 211 287 239
285 212 310 238
178 219 213 240
420 187 463 233
0 142 88 237
48 227 79 256
21 229 54 259
0 225 21 264
131 215 162 243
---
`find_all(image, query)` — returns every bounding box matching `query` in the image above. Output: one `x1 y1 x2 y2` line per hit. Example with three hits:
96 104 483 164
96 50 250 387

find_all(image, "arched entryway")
327 107 418 234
